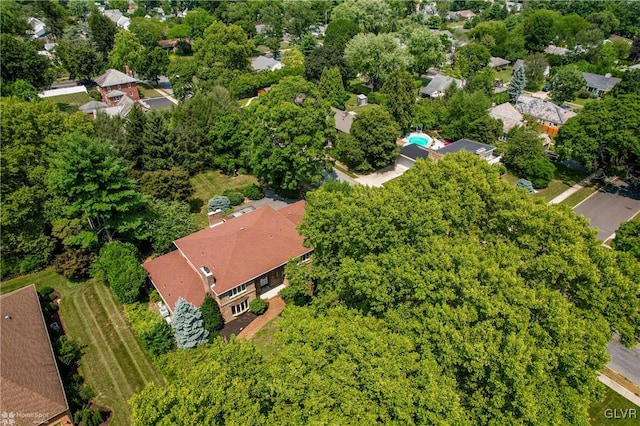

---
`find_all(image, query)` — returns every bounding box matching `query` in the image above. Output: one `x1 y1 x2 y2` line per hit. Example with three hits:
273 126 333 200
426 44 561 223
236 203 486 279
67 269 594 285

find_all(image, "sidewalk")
598 374 640 406
237 296 285 340
548 172 599 205
152 86 178 105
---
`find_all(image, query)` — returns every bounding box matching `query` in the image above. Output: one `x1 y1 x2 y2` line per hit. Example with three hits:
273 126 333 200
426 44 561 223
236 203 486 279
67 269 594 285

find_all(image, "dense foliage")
93 242 147 304
500 127 556 188
132 155 639 425
171 298 210 349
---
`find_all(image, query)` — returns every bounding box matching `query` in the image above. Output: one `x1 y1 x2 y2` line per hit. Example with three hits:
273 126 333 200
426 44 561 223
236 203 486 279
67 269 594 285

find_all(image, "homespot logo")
604 408 637 419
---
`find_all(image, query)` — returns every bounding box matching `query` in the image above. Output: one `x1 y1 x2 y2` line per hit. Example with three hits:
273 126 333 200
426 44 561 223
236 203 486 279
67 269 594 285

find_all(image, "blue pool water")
407 134 432 147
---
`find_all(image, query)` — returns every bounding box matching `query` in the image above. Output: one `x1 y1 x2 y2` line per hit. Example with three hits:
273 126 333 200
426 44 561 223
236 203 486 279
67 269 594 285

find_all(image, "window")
300 252 312 262
128 83 132 88
231 299 248 316
229 283 246 298
117 84 122 89
259 277 269 287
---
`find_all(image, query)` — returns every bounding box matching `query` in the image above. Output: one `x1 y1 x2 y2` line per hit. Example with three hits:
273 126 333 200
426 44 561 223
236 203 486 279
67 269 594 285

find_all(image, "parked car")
542 85 551 92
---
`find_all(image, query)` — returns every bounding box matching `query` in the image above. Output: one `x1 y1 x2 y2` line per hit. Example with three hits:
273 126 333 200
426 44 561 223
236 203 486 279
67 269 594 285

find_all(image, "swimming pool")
406 133 432 147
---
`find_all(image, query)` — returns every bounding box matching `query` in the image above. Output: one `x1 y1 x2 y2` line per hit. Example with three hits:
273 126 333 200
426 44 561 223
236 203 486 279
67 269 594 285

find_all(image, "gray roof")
94 69 137 88
400 144 430 161
490 57 510 68
490 102 524 134
544 45 570 56
420 74 462 97
79 100 109 112
332 108 356 134
438 139 496 155
102 9 123 23
582 72 622 91
515 94 576 125
512 59 524 72
251 55 282 72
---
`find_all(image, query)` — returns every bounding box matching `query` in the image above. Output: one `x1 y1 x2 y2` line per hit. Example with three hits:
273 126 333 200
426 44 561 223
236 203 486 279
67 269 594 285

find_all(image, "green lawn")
137 83 161 99
2 271 161 425
494 67 512 84
502 163 588 203
250 316 283 360
589 384 639 425
190 170 259 229
562 183 602 208
0 268 70 295
571 97 598 107
44 91 93 113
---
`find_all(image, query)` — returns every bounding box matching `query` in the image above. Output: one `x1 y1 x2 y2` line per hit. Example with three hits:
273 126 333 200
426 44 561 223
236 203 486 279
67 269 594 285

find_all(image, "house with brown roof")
144 201 311 323
94 69 140 106
1 286 73 426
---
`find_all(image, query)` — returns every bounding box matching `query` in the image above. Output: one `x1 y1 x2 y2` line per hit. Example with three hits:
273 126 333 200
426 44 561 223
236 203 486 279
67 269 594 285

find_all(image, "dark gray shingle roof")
437 139 495 155
582 72 622 91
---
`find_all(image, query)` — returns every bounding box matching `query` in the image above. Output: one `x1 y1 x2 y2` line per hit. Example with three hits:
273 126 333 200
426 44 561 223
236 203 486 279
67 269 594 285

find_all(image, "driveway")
355 163 409 187
607 334 640 388
143 97 175 109
573 179 640 240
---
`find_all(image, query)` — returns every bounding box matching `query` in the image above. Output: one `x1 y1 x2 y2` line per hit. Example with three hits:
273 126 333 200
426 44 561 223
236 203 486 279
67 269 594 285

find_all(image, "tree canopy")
247 76 333 196
555 93 640 172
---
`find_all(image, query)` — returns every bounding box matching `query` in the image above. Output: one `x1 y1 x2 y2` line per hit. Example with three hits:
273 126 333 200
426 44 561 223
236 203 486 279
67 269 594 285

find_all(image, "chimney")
208 209 224 227
200 266 215 290
125 65 132 76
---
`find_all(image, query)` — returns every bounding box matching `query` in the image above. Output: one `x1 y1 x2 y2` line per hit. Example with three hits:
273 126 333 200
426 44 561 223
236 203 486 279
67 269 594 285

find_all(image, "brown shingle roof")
0 285 70 423
144 202 311 309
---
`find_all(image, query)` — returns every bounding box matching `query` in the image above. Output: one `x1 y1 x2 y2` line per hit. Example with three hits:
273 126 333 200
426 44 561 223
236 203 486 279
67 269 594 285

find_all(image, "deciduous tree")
344 33 411 91
550 65 586 104
94 241 147 304
247 76 333 196
405 26 446 76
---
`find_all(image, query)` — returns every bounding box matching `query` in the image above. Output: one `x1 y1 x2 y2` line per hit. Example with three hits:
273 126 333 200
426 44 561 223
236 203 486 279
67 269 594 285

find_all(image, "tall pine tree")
318 67 349 109
381 70 416 132
171 298 210 349
507 66 527 103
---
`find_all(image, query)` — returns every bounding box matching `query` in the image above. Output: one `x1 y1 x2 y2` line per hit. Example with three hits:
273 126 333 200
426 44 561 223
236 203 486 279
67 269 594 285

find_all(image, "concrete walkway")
548 172 598 205
237 296 285 340
598 374 640 406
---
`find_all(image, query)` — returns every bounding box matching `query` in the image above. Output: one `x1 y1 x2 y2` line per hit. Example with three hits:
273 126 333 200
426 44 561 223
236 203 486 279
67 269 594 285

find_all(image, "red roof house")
144 201 311 323
1 286 73 426
94 69 140 106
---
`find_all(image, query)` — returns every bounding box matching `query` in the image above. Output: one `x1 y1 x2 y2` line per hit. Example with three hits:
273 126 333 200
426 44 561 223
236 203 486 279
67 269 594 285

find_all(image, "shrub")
367 92 385 105
249 297 268 315
208 195 231 213
222 189 244 206
75 408 104 426
148 289 162 303
577 90 591 99
39 286 55 296
54 248 94 280
242 183 265 200
201 293 224 335
93 242 146 304
55 336 84 370
140 321 175 356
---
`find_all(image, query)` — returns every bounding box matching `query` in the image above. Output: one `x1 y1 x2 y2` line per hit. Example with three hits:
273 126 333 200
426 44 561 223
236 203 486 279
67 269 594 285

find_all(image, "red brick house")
94 69 140 105
1 286 73 426
143 201 311 323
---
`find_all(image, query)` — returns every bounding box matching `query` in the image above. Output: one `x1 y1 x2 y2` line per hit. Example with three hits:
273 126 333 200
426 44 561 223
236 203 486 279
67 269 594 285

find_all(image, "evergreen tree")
381 70 416 132
507 66 527 102
208 195 231 213
318 67 349 109
122 105 147 170
200 293 224 337
88 9 117 62
171 298 210 349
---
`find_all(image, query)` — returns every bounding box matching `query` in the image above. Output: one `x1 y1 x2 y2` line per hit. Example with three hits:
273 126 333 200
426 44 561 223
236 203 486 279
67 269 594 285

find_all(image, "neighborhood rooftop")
1 286 71 425
437 138 496 155
251 55 283 72
515 94 577 125
490 102 524 134
420 74 462 97
582 72 622 91
144 201 310 310
332 107 356 134
490 57 510 68
94 68 137 87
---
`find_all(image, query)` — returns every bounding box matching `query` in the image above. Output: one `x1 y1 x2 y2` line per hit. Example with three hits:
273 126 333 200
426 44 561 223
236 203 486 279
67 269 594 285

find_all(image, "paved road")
607 334 640 388
573 179 640 240
335 168 357 185
143 97 175 109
